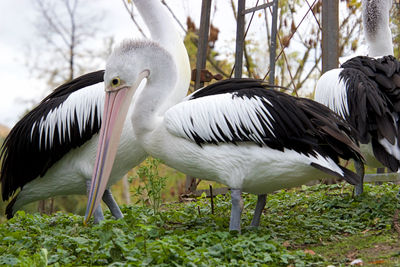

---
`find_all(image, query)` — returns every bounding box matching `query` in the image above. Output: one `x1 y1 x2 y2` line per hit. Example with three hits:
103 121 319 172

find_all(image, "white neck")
130 49 178 137
362 0 394 56
133 0 190 110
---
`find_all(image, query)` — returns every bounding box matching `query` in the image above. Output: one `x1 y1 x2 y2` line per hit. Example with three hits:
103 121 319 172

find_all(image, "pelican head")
84 39 176 224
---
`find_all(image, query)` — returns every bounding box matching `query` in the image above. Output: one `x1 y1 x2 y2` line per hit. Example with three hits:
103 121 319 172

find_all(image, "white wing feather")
164 93 275 144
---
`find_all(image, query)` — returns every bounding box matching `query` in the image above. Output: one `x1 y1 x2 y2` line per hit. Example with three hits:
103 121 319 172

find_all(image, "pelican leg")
102 188 124 219
229 189 243 233
85 180 104 224
354 160 365 196
250 194 267 227
93 205 105 224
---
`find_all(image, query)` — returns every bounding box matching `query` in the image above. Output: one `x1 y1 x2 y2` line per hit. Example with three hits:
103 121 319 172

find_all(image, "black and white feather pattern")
338 55 400 170
1 70 104 201
165 79 363 184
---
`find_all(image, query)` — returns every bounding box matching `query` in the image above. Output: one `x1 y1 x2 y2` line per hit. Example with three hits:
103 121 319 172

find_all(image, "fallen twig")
393 209 400 237
210 184 214 215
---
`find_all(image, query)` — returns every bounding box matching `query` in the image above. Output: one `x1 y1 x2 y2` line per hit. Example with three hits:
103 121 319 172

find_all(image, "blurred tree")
390 3 400 58
244 0 363 96
27 0 106 89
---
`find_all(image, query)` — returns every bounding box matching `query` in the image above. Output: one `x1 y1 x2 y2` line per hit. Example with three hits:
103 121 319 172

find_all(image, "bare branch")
263 0 271 52
34 0 71 48
297 54 321 90
121 0 147 38
28 0 105 87
161 0 187 34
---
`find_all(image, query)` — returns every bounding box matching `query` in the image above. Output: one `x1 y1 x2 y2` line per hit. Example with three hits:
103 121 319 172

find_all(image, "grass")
312 232 400 266
0 182 399 266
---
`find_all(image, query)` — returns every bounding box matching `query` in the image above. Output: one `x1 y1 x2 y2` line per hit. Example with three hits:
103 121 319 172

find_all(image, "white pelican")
84 39 363 232
0 0 190 222
314 0 399 195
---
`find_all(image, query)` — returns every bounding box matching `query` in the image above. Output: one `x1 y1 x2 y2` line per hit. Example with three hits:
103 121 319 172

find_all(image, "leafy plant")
129 157 167 214
0 183 399 266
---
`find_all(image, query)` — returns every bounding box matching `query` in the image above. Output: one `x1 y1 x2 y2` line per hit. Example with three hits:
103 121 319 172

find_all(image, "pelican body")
314 0 399 195
0 0 189 221
85 39 363 231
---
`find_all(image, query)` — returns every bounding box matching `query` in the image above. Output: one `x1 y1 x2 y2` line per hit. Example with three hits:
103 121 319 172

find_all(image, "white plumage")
314 69 349 118
165 94 276 144
32 83 104 149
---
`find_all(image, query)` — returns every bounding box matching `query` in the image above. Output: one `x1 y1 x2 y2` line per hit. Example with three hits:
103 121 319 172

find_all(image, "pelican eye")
111 77 121 87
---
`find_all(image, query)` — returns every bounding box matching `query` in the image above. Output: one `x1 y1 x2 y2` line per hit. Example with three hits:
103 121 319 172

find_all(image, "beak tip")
83 213 91 226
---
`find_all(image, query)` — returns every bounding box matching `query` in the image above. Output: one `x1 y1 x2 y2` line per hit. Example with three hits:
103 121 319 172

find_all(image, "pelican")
314 0 399 195
84 38 363 232
0 0 190 222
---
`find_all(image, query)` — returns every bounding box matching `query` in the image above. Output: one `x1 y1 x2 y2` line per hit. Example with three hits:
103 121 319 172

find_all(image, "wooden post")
322 0 339 73
209 184 214 214
234 0 246 78
185 0 212 193
268 0 278 85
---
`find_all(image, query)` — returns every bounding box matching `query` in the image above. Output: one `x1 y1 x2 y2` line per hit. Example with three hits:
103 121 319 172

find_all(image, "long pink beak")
84 70 149 225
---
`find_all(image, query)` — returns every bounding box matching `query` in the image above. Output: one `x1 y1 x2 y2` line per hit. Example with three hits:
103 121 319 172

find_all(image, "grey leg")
229 189 243 233
85 180 104 224
102 188 124 219
250 194 267 227
93 204 105 224
354 160 364 196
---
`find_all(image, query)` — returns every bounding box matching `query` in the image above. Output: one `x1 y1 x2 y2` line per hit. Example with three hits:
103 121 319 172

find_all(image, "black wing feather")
187 78 363 170
1 70 104 201
340 55 400 171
